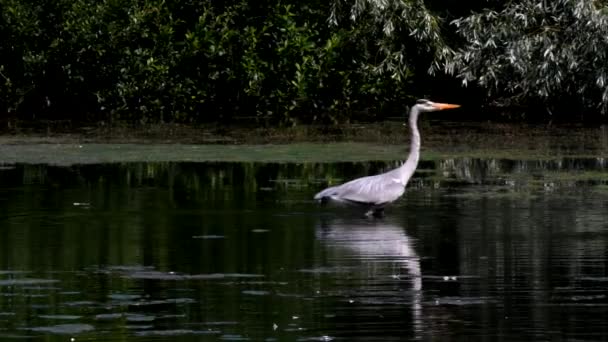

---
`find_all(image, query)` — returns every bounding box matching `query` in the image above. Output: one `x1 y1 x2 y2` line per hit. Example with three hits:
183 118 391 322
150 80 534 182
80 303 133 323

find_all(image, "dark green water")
1 156 608 341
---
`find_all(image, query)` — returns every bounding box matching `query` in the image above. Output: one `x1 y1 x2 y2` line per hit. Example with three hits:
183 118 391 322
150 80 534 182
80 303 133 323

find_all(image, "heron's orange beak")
433 103 461 110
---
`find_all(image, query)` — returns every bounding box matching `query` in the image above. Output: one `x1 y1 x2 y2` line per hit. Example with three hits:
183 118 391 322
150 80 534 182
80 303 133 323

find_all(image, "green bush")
446 0 608 119
0 0 447 125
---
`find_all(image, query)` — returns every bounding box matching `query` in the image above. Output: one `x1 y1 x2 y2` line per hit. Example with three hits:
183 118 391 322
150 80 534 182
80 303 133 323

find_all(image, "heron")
314 99 460 217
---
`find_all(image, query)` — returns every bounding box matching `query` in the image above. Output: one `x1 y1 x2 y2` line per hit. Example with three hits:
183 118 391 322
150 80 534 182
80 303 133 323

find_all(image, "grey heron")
314 99 460 217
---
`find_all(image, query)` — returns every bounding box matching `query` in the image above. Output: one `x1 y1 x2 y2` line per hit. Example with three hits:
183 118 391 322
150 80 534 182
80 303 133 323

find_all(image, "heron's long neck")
398 109 421 184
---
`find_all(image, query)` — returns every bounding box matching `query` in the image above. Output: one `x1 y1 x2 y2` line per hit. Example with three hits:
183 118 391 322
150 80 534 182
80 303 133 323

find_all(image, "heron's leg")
372 207 385 218
364 206 385 218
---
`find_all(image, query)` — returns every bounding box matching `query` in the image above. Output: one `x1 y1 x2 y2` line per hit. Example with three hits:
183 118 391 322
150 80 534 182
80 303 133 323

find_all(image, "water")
0 155 608 340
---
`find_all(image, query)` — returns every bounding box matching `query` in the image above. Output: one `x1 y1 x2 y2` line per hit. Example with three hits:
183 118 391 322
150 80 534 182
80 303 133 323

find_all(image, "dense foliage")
447 0 608 118
0 0 444 125
1 0 608 124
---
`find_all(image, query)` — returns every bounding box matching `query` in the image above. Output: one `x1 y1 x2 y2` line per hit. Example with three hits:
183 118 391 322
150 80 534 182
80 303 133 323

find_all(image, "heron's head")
414 99 460 113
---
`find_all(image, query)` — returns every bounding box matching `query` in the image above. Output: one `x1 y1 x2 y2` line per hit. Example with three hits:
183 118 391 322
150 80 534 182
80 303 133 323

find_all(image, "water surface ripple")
0 158 607 340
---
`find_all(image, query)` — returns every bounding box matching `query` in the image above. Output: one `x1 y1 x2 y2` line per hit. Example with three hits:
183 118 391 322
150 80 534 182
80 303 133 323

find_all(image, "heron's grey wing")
325 174 405 205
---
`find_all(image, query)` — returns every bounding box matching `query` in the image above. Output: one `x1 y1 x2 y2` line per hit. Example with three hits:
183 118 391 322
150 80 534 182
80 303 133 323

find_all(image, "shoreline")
0 121 606 165
1 120 605 145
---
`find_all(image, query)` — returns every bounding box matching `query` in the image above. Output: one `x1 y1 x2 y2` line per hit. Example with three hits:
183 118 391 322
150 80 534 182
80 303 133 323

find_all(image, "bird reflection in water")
315 217 423 338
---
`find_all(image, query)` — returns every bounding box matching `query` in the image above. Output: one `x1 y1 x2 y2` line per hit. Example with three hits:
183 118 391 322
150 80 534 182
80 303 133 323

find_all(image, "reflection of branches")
0 69 10 83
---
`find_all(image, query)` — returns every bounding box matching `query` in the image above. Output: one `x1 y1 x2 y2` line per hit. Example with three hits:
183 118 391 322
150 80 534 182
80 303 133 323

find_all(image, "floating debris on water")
298 267 352 274
298 336 334 342
0 279 59 287
105 265 155 272
94 313 124 321
109 293 141 301
26 323 94 334
219 334 250 340
38 315 82 320
431 296 496 306
242 290 270 296
123 270 263 280
134 329 221 337
126 314 155 322
64 301 99 307
0 270 29 275
193 235 226 239
577 277 608 282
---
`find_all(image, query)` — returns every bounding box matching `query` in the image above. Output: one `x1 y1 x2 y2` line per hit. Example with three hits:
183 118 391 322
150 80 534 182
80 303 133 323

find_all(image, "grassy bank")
0 121 607 165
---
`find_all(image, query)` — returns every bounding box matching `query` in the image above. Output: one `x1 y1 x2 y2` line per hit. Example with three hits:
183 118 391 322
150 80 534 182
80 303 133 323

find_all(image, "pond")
0 143 608 341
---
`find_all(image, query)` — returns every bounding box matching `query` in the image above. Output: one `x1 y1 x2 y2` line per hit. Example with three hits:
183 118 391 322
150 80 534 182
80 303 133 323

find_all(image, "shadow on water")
0 158 607 340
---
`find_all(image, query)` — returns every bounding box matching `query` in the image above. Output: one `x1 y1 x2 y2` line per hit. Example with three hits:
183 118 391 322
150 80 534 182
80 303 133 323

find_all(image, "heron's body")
314 99 459 217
